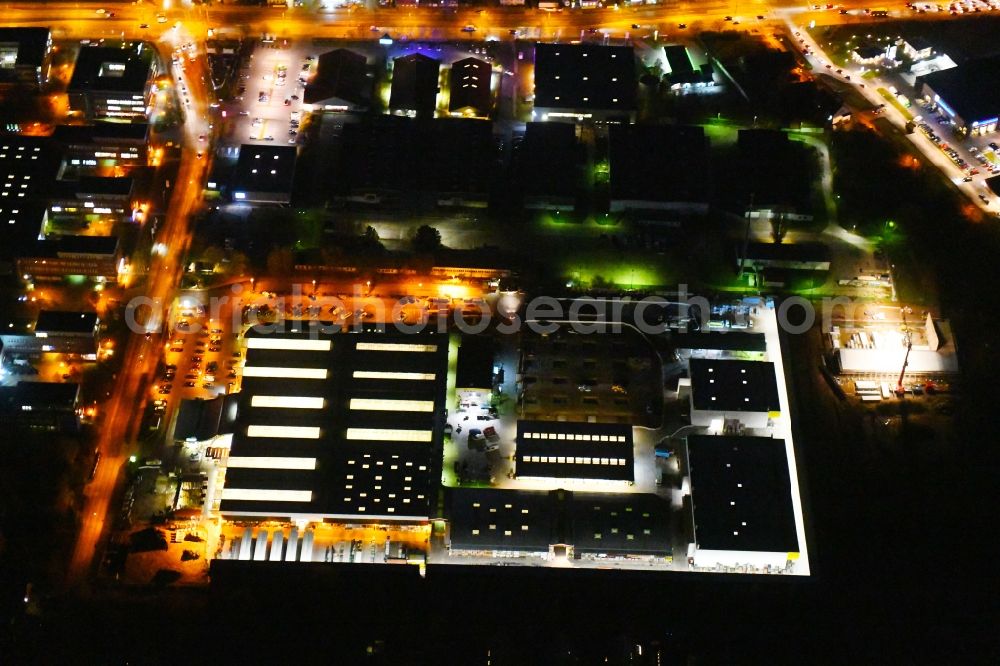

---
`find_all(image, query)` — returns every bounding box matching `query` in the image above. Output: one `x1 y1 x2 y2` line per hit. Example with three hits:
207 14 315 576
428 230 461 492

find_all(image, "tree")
359 225 384 254
266 248 294 276
412 225 443 254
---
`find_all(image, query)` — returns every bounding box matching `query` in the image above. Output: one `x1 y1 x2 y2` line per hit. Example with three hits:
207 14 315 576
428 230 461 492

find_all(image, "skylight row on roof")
227 456 318 470
470 526 530 536
247 425 322 439
522 455 627 465
344 427 432 442
246 337 332 351
250 395 326 409
220 488 313 502
355 342 438 353
348 398 435 412
352 370 436 381
522 432 627 442
243 366 328 379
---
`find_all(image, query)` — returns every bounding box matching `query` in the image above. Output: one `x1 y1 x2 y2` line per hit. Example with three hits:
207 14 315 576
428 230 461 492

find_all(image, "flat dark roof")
671 331 767 353
689 358 780 414
68 43 155 94
221 324 448 520
389 52 440 115
304 48 370 107
175 395 239 441
516 420 633 481
232 145 298 196
337 117 493 196
30 235 119 257
456 334 493 389
854 46 885 59
734 129 811 209
0 381 80 411
986 174 1000 197
0 203 46 261
609 124 709 204
686 435 798 553
0 27 50 74
905 36 933 51
449 57 491 115
920 55 1000 124
34 310 98 334
0 135 62 201
534 43 636 112
52 123 149 145
663 45 694 76
447 488 671 556
55 176 134 198
570 492 671 555
448 487 554 552
518 121 580 199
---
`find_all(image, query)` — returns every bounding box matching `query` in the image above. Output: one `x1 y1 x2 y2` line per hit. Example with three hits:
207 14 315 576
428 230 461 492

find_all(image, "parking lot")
222 37 311 149
150 290 245 415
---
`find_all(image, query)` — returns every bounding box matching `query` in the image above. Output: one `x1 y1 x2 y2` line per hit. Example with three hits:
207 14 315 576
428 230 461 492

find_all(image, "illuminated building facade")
67 43 158 121
533 43 636 123
0 27 52 89
919 55 1000 136
219 323 448 523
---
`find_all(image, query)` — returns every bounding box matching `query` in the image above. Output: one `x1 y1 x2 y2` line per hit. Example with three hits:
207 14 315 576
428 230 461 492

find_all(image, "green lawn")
878 87 914 121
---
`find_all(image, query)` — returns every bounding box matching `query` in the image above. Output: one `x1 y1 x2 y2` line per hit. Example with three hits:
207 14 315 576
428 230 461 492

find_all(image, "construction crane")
896 309 912 395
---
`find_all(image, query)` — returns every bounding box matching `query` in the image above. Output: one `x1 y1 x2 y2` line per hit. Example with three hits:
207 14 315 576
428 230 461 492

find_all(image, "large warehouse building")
918 55 1000 136
681 358 781 430
219 323 448 523
533 43 636 123
685 435 800 571
447 487 671 562
514 420 634 482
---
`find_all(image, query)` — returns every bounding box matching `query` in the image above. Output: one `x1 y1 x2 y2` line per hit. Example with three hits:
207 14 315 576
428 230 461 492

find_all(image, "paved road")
64 42 212 586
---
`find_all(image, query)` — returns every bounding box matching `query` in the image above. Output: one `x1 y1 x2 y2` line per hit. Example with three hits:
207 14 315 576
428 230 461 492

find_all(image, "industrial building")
389 52 440 117
455 334 494 407
738 242 832 273
734 129 815 220
662 44 714 88
681 358 780 430
919 55 1000 136
175 394 240 443
17 235 121 282
516 121 581 211
230 145 298 204
0 136 62 202
219 323 448 523
447 487 671 561
685 435 799 570
303 48 371 112
51 123 149 167
67 42 158 121
831 312 959 375
515 420 634 482
0 203 47 275
0 381 81 432
448 57 492 118
533 43 636 123
0 27 52 88
336 117 494 207
608 124 710 214
0 310 100 357
48 176 137 226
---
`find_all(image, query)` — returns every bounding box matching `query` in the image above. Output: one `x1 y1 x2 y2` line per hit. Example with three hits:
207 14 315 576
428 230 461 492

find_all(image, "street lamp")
249 277 255 293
